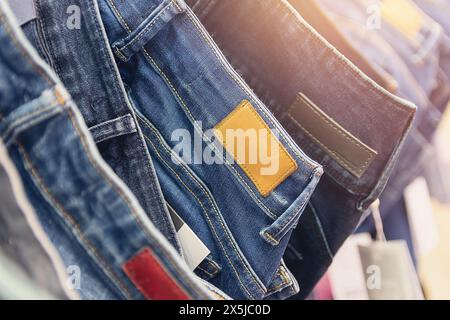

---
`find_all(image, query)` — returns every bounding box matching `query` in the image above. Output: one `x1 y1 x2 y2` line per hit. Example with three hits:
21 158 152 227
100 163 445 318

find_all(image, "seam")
141 49 278 220
266 269 290 294
116 0 178 55
88 114 134 131
308 202 334 260
262 231 279 246
215 100 297 196
92 0 185 261
108 0 286 219
2 1 204 299
106 1 269 296
66 105 206 299
196 265 217 278
1 99 60 142
125 96 183 248
277 0 414 115
268 188 310 239
108 0 225 246
182 9 317 171
0 11 52 84
137 113 262 298
34 1 62 80
16 143 133 299
114 46 128 62
141 131 257 299
106 0 132 32
294 93 376 166
287 114 368 177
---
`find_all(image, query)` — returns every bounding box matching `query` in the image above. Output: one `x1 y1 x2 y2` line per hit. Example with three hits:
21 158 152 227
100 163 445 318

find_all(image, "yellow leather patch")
214 100 297 197
382 0 424 40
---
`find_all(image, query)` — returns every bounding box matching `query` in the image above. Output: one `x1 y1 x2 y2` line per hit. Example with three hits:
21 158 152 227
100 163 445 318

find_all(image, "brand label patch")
123 247 190 300
214 100 297 197
288 93 377 178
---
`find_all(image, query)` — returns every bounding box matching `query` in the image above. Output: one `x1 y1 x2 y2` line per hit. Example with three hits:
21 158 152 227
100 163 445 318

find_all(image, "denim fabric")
289 0 399 94
314 0 445 214
98 0 323 300
0 1 212 300
317 0 443 137
319 0 450 116
187 0 416 298
343 0 444 96
0 141 71 300
21 0 181 252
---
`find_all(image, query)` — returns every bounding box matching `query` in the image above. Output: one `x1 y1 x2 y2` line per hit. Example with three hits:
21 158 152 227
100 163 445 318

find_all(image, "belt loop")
112 0 187 62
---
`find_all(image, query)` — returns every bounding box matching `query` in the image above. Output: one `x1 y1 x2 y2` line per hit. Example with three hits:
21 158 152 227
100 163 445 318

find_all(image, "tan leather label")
214 100 297 197
382 0 424 40
288 93 377 178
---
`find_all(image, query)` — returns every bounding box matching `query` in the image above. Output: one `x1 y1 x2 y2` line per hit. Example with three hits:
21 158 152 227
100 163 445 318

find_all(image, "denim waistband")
0 1 212 300
26 0 181 251
190 0 416 209
98 0 323 299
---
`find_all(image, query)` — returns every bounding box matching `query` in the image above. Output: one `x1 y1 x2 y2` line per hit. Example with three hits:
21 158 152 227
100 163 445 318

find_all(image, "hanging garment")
186 0 416 298
0 0 213 300
96 0 323 300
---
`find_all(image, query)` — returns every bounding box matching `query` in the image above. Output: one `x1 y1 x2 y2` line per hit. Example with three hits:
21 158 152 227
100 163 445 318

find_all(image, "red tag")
123 247 191 300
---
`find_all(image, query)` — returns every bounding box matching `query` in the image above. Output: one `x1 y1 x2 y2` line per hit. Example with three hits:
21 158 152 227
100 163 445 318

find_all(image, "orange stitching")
16 143 133 299
0 12 53 85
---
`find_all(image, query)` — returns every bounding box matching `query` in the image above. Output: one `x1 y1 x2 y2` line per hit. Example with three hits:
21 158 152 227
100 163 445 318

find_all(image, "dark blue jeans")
187 0 416 298
0 0 212 300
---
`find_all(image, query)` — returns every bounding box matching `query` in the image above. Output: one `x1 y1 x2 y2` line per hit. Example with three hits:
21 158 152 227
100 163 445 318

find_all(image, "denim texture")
0 0 212 300
21 0 181 252
315 0 447 215
319 0 450 117
187 0 416 298
98 0 323 300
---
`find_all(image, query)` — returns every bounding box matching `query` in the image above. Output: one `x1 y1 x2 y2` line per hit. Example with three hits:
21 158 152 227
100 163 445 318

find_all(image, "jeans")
22 0 181 252
315 0 446 215
98 0 323 300
187 0 416 298
289 0 399 94
319 0 450 116
0 0 212 300
0 141 71 300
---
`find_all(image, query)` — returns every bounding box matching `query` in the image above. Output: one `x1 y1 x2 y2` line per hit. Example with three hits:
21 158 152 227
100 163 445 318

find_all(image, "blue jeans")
187 0 416 298
98 0 323 300
315 0 447 215
0 0 212 300
22 0 181 252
